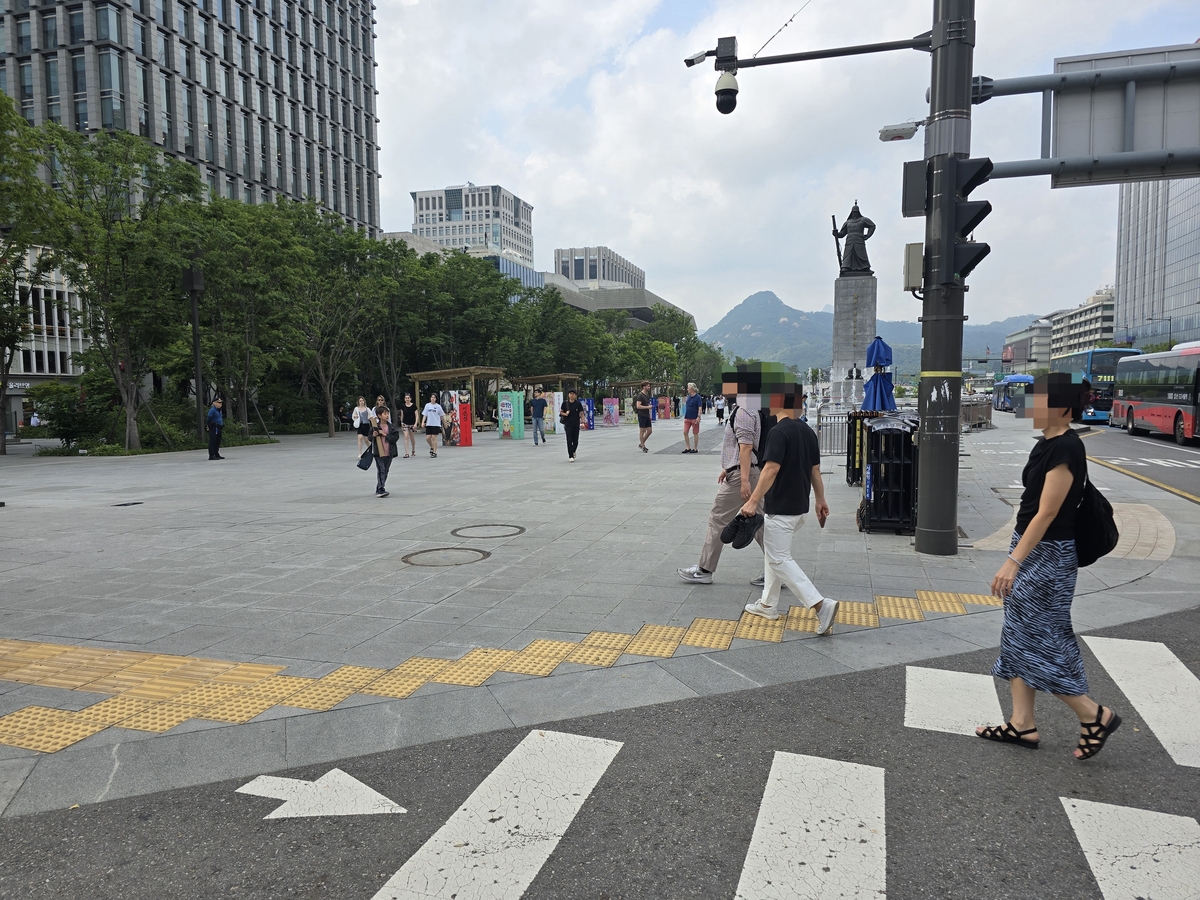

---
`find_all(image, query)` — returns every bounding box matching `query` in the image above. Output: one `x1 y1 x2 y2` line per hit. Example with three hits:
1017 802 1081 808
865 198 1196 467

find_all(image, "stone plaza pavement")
0 411 1194 816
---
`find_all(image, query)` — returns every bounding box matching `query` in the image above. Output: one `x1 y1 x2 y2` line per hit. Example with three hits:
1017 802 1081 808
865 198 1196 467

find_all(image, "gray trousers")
699 467 763 572
532 418 545 444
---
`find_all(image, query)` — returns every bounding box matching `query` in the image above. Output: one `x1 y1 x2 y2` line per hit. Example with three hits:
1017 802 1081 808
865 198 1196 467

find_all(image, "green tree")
43 128 201 450
0 96 52 453
1139 341 1172 354
370 238 430 407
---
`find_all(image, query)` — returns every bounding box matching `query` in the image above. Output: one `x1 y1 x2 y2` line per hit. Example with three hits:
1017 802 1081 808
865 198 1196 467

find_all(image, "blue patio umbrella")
862 336 897 411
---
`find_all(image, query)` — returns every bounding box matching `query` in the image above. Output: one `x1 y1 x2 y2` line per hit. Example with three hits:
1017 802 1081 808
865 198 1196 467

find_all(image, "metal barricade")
816 404 849 461
960 396 993 430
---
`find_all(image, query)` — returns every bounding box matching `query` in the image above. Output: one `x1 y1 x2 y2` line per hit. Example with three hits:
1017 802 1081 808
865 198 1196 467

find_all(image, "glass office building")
1114 177 1200 348
0 0 380 234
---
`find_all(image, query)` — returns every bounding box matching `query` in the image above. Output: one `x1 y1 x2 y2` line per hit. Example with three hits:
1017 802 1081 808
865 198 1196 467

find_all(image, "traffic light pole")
916 0 976 556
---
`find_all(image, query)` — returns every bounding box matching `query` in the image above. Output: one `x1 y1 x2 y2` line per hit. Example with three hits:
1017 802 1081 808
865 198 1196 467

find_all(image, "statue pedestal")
831 275 877 408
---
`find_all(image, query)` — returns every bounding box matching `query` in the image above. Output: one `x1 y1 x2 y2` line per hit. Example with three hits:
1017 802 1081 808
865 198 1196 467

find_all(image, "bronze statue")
832 203 876 277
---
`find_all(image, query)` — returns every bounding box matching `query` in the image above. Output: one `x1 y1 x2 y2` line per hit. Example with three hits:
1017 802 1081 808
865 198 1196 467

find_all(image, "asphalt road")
1083 423 1200 501
0 606 1196 900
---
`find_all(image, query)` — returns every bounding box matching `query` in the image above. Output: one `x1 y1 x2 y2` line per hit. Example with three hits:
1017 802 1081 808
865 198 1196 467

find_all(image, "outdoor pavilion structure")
508 373 582 397
407 367 507 432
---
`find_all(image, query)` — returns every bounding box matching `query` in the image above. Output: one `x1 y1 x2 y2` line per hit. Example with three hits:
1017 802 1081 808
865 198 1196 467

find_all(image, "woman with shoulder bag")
371 406 399 497
976 373 1121 760
352 396 371 457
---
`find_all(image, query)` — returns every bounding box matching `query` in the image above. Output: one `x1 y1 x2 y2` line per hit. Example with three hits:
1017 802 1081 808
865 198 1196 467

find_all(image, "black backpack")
1075 471 1119 567
727 404 775 465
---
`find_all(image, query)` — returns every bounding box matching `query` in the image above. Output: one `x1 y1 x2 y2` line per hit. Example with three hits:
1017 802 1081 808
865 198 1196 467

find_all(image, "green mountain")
701 291 1034 378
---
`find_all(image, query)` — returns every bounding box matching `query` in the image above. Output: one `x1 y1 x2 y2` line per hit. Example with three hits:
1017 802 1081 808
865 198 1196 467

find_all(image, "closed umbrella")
862 336 897 411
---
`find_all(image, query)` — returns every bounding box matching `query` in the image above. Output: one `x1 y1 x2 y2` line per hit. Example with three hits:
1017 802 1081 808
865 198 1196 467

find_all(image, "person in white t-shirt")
421 393 446 458
714 394 726 423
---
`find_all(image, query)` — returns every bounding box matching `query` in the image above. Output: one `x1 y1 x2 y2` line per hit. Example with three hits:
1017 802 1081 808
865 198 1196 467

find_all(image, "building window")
42 12 57 49
71 53 88 131
99 49 125 130
157 30 172 68
68 9 85 44
136 62 150 136
159 72 173 147
96 5 121 43
16 17 32 53
203 94 214 160
177 3 191 40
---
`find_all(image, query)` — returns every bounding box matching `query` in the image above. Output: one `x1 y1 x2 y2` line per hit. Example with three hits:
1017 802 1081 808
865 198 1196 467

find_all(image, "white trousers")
761 514 824 610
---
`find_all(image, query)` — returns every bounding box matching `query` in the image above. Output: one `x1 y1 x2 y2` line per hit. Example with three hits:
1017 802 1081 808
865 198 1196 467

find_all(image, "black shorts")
425 426 442 435
638 415 652 429
357 423 371 436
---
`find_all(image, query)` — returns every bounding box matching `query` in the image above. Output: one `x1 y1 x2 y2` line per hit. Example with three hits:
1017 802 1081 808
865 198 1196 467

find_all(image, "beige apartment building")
1050 288 1116 359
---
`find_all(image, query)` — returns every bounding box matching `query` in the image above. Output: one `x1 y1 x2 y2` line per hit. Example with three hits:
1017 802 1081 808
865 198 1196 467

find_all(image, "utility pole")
915 0 983 556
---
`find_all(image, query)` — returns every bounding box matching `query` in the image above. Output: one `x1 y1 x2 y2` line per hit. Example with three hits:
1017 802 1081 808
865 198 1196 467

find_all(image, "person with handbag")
977 372 1122 760
371 406 399 497
352 396 372 457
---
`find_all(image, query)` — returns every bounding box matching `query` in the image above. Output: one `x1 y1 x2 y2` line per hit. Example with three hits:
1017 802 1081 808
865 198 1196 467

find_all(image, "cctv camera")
715 71 738 115
684 49 709 68
878 122 920 142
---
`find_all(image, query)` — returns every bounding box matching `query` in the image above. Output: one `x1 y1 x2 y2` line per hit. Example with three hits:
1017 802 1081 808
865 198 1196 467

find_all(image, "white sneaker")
816 598 839 635
750 572 765 587
744 600 779 620
677 565 713 584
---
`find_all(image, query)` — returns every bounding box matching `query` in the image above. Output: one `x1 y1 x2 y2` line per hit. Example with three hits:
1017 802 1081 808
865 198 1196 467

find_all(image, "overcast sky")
374 0 1200 330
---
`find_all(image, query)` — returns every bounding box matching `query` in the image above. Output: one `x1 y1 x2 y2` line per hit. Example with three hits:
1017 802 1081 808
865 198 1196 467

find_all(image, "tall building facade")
554 246 644 290
1050 288 1116 358
0 0 381 233
410 183 533 267
1115 177 1200 348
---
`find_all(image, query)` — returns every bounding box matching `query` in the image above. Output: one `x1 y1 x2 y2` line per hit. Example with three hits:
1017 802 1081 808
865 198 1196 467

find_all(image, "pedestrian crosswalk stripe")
903 666 1004 736
372 730 622 900
1084 636 1200 768
1061 798 1200 900
736 753 886 900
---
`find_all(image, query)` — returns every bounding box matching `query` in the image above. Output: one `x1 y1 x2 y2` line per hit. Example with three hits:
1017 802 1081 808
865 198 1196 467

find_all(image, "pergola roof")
507 373 581 386
406 366 506 381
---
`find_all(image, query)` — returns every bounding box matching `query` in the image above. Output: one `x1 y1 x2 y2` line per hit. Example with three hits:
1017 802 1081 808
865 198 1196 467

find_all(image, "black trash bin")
845 410 886 486
856 416 920 535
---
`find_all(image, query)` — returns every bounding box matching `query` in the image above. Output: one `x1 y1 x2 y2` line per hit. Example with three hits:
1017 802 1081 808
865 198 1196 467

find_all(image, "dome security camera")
715 72 738 115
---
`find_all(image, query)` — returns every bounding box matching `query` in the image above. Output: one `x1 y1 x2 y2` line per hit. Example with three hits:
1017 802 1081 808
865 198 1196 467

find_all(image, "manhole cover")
402 547 491 567
449 524 526 539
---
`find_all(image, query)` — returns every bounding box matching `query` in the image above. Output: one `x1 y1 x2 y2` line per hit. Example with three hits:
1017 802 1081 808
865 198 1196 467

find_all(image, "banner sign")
457 390 472 447
498 391 524 440
623 397 636 423
544 392 561 433
584 398 595 430
602 398 620 427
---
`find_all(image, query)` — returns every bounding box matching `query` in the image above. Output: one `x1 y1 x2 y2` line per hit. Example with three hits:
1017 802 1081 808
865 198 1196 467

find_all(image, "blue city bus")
993 374 1034 411
1050 348 1142 423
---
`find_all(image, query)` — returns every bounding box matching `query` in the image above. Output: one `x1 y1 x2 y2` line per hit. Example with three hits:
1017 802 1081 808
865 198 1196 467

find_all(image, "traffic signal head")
935 156 992 284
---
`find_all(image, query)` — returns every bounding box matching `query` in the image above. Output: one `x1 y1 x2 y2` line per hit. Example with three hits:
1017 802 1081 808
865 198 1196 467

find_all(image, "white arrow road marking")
1062 798 1200 900
373 729 622 900
1084 636 1200 768
903 666 1005 736
735 753 886 900
236 768 406 819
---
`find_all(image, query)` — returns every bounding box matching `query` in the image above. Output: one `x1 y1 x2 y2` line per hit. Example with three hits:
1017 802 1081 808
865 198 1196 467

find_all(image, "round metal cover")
401 547 491 567
449 524 526 539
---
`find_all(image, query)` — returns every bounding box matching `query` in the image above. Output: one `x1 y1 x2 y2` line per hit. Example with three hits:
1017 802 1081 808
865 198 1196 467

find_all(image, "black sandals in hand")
1074 706 1122 761
976 721 1040 750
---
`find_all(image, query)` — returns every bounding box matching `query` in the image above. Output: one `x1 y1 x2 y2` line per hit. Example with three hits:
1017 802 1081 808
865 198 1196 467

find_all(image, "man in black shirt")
740 389 838 633
635 381 653 453
560 389 585 461
529 388 548 446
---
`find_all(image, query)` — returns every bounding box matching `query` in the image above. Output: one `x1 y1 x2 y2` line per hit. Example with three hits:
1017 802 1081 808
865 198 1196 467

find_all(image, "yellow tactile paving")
875 596 925 621
0 583 1011 753
681 618 738 650
916 591 968 615
625 624 687 658
785 606 819 633
958 592 1004 608
834 601 880 628
734 612 786 642
432 649 519 687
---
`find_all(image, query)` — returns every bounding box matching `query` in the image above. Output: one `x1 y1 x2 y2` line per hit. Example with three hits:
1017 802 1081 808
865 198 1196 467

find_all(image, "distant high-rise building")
410 183 533 267
0 0 381 234
1050 288 1116 358
1115 177 1200 348
554 246 644 290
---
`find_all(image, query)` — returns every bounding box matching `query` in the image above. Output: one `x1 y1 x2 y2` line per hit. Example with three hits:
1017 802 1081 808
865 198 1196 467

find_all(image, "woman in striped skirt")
976 373 1121 760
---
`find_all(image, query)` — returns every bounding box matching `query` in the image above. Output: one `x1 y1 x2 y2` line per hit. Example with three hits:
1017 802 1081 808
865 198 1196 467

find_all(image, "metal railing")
816 403 849 457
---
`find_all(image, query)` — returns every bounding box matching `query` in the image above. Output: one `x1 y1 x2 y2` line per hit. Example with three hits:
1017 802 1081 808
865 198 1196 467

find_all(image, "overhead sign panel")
1051 43 1200 187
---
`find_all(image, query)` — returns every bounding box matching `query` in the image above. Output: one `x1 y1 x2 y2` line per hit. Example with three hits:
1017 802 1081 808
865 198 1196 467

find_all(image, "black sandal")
976 721 1040 750
1074 706 1121 761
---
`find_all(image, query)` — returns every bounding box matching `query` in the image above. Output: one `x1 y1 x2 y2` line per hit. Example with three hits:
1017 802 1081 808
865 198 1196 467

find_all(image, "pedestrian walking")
739 386 838 633
370 406 399 497
369 394 387 424
678 384 765 585
352 396 372 456
976 373 1122 760
672 395 680 418
635 381 653 453
29 411 40 427
681 382 702 454
714 394 725 423
559 388 585 461
421 392 446 458
399 392 418 458
206 397 225 460
530 388 548 446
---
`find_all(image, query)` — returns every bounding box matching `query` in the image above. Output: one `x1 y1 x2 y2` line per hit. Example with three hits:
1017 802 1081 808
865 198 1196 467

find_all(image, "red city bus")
1112 342 1200 445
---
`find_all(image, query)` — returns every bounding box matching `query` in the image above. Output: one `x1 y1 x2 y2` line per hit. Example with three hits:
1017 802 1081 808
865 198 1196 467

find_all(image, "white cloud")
375 0 1199 329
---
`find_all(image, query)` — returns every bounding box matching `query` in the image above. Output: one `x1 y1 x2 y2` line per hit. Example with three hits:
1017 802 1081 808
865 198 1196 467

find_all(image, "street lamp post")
183 263 206 440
